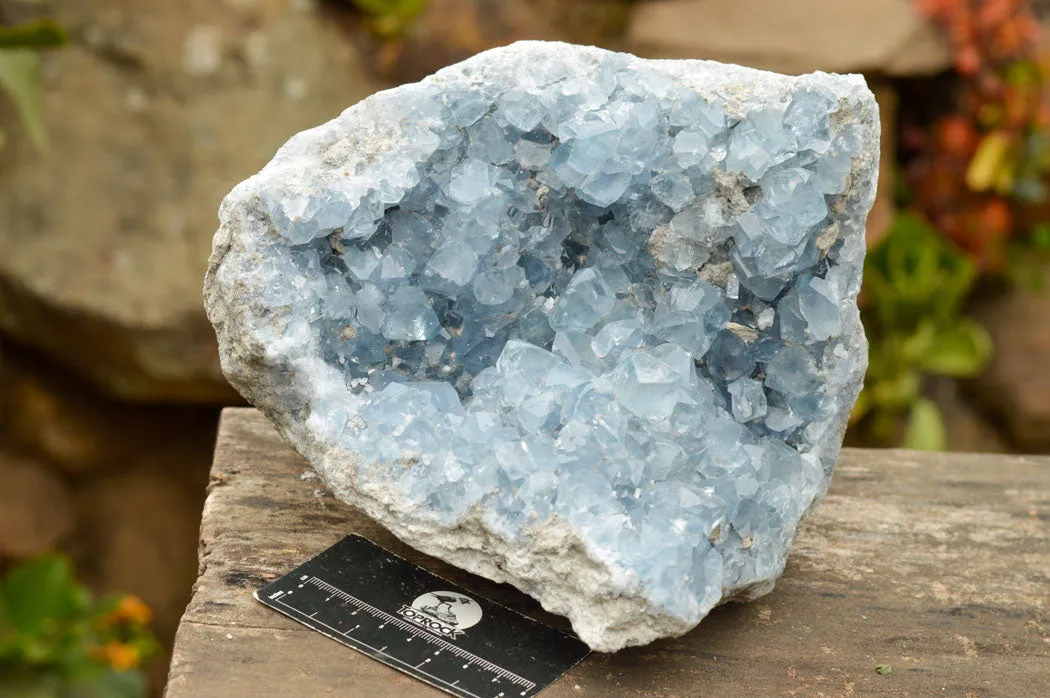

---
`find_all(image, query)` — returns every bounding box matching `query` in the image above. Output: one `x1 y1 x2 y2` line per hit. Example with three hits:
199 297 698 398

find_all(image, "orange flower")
956 45 982 76
935 116 979 158
105 595 153 626
977 198 1014 239
94 642 142 671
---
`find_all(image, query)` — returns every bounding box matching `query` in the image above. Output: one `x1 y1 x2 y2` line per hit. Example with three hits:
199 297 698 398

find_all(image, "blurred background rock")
0 0 1047 693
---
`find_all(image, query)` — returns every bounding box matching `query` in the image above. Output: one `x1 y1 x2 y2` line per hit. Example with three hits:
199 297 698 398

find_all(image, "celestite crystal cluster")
205 42 878 651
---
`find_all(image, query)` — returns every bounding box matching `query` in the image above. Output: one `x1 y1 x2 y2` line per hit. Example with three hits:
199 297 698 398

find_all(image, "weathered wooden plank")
166 408 1050 697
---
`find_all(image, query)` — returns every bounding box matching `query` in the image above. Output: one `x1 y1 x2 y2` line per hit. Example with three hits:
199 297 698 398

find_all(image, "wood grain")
166 408 1050 697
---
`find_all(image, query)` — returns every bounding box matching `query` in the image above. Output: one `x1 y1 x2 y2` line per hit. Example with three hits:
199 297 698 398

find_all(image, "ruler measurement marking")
274 598 491 698
298 576 536 691
275 579 537 695
257 537 590 698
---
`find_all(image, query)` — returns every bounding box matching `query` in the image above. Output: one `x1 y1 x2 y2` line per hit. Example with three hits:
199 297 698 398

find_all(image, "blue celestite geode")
205 42 878 651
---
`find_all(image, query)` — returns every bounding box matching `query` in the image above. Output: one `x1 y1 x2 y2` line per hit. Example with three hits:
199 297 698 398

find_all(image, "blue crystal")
423 240 480 296
549 267 617 331
728 377 768 422
651 172 695 211
651 279 727 358
515 139 553 169
381 286 440 341
467 116 515 165
498 90 547 132
673 130 711 169
448 158 500 204
323 273 356 319
214 43 874 650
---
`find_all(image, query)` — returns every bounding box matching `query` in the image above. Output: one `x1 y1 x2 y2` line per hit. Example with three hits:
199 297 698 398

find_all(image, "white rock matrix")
205 42 878 651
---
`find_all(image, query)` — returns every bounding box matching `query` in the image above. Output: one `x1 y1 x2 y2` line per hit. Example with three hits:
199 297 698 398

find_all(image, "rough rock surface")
0 453 74 559
205 42 878 650
367 0 633 84
971 283 1050 450
0 0 382 402
628 0 950 75
73 451 214 690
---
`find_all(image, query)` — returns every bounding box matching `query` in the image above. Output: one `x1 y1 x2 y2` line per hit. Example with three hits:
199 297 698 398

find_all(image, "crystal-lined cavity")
206 42 877 651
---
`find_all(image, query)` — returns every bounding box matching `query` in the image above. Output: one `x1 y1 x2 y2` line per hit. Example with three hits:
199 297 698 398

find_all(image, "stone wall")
0 338 218 684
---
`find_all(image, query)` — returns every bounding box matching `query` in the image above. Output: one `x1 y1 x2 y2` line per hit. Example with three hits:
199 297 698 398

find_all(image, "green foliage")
348 0 428 37
0 556 157 698
854 213 992 450
0 19 68 50
0 18 67 152
1008 222 1050 290
902 398 946 451
0 50 48 149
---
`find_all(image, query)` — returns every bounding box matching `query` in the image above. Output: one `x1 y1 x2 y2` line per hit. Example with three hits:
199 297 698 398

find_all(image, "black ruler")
255 535 590 698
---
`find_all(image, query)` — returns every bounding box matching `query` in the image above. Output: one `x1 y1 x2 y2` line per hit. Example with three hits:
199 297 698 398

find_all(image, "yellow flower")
106 595 153 626
95 642 141 671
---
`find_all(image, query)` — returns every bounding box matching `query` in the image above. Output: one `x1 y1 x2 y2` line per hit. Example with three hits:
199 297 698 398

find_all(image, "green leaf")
0 49 48 149
902 399 946 451
875 664 893 675
1 557 84 637
920 319 993 377
1032 223 1050 249
350 0 397 13
850 389 871 424
350 0 426 19
898 323 935 364
66 669 146 698
870 370 921 410
864 213 977 332
0 672 63 698
0 19 68 50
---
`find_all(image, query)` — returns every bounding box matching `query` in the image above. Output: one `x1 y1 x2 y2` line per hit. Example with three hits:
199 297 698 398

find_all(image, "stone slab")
166 408 1050 696
0 0 383 402
628 0 951 76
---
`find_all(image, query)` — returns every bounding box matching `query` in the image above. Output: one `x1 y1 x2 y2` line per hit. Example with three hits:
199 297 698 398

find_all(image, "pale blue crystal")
354 283 385 333
211 43 874 652
499 89 547 131
672 130 711 169
264 189 352 245
651 172 695 211
467 116 515 164
344 245 383 282
726 109 797 181
322 273 355 318
550 267 616 331
728 377 768 422
423 240 480 296
591 318 643 359
379 244 417 281
651 279 726 358
445 87 488 126
785 88 834 153
472 266 525 305
381 286 440 341
515 139 553 169
765 345 821 397
608 346 697 421
448 158 500 204
578 171 631 207
779 274 841 343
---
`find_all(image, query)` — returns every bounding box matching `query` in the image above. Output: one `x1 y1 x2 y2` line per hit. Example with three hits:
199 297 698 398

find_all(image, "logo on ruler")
398 590 482 639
